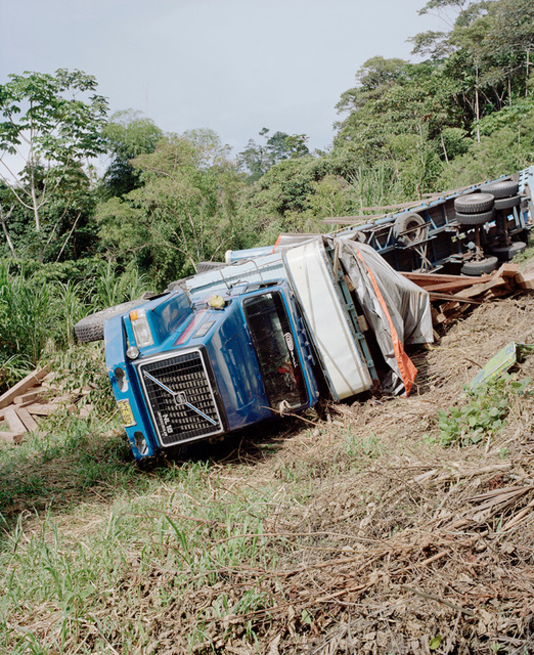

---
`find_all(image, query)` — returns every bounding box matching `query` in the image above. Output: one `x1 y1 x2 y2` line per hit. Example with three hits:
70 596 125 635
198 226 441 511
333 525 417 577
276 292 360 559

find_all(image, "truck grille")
138 350 223 446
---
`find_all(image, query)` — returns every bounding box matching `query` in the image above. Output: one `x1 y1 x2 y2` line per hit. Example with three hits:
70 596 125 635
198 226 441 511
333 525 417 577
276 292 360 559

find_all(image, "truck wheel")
490 241 527 261
485 180 519 199
460 256 498 276
455 208 495 226
74 299 148 343
393 213 428 246
454 193 495 214
494 194 521 211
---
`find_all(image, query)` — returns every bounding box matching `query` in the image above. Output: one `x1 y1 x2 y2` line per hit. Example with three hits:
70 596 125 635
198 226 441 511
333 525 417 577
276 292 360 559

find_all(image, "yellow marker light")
130 309 154 347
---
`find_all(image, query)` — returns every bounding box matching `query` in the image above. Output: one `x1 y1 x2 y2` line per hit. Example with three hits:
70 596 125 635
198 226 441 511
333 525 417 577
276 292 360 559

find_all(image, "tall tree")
97 130 246 284
101 109 163 198
0 69 108 257
238 128 309 182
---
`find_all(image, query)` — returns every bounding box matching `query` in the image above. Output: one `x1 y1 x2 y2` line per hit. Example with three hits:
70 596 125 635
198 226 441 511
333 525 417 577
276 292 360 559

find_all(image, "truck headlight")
129 309 154 347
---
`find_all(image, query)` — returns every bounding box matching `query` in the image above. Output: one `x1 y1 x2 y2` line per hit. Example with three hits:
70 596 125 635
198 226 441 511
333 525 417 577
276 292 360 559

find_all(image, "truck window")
243 292 307 410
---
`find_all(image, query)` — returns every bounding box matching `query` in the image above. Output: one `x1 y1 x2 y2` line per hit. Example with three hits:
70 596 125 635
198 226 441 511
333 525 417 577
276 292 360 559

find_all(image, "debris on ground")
403 263 534 326
468 341 534 390
0 368 94 443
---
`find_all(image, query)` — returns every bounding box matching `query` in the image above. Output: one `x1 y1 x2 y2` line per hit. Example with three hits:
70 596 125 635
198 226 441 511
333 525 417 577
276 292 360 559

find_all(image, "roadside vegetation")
1 0 534 652
1 287 534 653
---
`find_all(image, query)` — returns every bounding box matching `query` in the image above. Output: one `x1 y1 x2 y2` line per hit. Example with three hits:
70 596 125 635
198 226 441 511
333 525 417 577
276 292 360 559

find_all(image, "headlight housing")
130 309 154 347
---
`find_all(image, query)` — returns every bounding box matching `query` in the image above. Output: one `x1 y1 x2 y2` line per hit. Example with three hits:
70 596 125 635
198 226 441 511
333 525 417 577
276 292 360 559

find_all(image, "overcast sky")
1 0 445 156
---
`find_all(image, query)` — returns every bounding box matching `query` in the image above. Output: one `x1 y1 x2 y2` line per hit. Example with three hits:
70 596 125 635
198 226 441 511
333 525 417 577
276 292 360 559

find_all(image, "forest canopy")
0 0 532 297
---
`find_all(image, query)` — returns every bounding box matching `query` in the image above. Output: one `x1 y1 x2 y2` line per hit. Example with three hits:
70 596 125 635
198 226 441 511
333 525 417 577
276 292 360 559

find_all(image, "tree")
238 128 310 182
97 130 247 285
0 69 108 257
101 109 163 198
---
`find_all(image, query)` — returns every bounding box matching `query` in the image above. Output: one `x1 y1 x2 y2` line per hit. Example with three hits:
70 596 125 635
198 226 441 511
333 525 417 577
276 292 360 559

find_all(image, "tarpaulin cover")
327 235 434 395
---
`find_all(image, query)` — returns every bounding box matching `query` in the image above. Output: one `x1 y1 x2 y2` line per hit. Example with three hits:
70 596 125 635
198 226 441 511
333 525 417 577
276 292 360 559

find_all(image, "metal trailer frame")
337 168 534 273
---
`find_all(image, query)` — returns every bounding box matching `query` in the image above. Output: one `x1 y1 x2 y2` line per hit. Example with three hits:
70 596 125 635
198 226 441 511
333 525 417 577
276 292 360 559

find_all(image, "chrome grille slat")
138 350 223 446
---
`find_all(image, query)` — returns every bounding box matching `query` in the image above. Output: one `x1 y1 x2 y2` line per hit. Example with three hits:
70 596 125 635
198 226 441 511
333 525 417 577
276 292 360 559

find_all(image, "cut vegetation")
1 262 534 654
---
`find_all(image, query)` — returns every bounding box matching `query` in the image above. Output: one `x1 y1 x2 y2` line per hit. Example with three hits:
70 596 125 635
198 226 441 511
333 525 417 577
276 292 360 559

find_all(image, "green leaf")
430 635 442 650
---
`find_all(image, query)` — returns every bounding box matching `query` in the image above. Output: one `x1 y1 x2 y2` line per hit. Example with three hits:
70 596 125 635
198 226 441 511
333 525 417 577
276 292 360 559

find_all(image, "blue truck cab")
105 280 321 460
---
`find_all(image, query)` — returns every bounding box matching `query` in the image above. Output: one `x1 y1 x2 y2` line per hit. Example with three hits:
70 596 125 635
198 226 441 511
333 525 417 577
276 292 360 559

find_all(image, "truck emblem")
284 332 294 352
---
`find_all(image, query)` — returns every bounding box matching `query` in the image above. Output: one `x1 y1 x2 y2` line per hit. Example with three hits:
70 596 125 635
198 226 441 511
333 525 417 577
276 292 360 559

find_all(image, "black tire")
455 208 495 226
393 212 429 246
494 194 521 211
197 261 224 273
454 193 495 214
460 256 498 276
485 180 519 199
74 299 148 343
490 241 527 261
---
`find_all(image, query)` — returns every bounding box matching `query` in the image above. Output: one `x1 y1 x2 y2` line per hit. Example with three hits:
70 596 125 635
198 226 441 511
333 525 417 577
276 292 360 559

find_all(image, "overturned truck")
75 169 534 461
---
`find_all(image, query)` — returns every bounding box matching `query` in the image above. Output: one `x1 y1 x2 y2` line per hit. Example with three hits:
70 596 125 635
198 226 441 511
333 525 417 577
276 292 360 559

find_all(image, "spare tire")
460 256 498 276
393 213 429 246
454 193 495 214
455 208 495 226
485 180 519 199
74 299 148 343
494 194 521 211
490 241 527 261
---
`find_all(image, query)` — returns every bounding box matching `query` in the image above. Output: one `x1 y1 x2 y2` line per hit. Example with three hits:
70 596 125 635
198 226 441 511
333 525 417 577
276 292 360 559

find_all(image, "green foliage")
97 130 248 285
0 257 153 392
237 127 310 182
0 261 60 371
100 109 163 199
434 374 531 447
0 69 108 252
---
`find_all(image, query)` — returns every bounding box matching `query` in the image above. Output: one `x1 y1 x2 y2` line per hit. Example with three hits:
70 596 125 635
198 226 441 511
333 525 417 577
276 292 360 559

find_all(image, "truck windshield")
244 291 307 410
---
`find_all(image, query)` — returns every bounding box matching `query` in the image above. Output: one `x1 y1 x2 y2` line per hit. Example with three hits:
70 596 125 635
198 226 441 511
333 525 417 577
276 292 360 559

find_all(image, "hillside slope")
1 268 534 654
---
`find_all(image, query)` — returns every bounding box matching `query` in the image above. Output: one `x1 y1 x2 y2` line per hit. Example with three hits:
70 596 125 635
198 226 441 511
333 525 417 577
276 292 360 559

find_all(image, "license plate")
117 400 136 427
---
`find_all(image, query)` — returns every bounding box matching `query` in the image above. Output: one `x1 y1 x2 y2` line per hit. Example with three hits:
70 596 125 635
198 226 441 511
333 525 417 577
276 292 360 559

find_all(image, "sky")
1 0 446 157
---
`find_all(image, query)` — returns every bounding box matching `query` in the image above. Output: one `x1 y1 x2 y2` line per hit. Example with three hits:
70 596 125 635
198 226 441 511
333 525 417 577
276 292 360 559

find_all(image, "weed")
434 374 531 447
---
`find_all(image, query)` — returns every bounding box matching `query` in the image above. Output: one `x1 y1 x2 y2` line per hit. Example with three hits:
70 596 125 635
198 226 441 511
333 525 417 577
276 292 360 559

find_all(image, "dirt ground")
4 270 534 655
124 283 534 654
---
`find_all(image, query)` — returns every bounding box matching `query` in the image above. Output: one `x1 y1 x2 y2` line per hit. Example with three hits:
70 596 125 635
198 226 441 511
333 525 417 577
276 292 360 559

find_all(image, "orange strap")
354 246 417 396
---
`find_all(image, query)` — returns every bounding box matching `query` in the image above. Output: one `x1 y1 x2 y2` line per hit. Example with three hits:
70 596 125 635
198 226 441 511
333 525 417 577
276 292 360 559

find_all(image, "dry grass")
2 293 534 654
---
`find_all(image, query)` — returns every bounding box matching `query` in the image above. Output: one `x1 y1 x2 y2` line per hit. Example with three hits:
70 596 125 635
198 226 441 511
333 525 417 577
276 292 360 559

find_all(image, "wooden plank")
24 403 57 416
4 406 27 434
457 277 507 299
0 431 24 444
516 270 534 290
13 388 47 405
402 271 492 285
428 292 481 304
15 407 39 432
424 280 489 293
498 263 519 278
0 367 49 410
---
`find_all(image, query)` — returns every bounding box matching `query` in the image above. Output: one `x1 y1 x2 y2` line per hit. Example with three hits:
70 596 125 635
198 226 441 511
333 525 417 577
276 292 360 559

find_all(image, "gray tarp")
327 235 434 395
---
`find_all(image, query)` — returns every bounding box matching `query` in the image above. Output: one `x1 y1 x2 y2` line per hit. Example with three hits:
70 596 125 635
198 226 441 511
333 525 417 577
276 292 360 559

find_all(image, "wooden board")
23 403 57 416
4 406 27 435
0 431 24 444
0 367 49 409
15 406 39 432
13 388 48 405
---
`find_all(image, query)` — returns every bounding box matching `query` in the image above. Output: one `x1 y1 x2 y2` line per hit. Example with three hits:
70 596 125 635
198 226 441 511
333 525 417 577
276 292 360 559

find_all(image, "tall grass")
92 260 151 311
0 259 153 393
0 261 60 369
